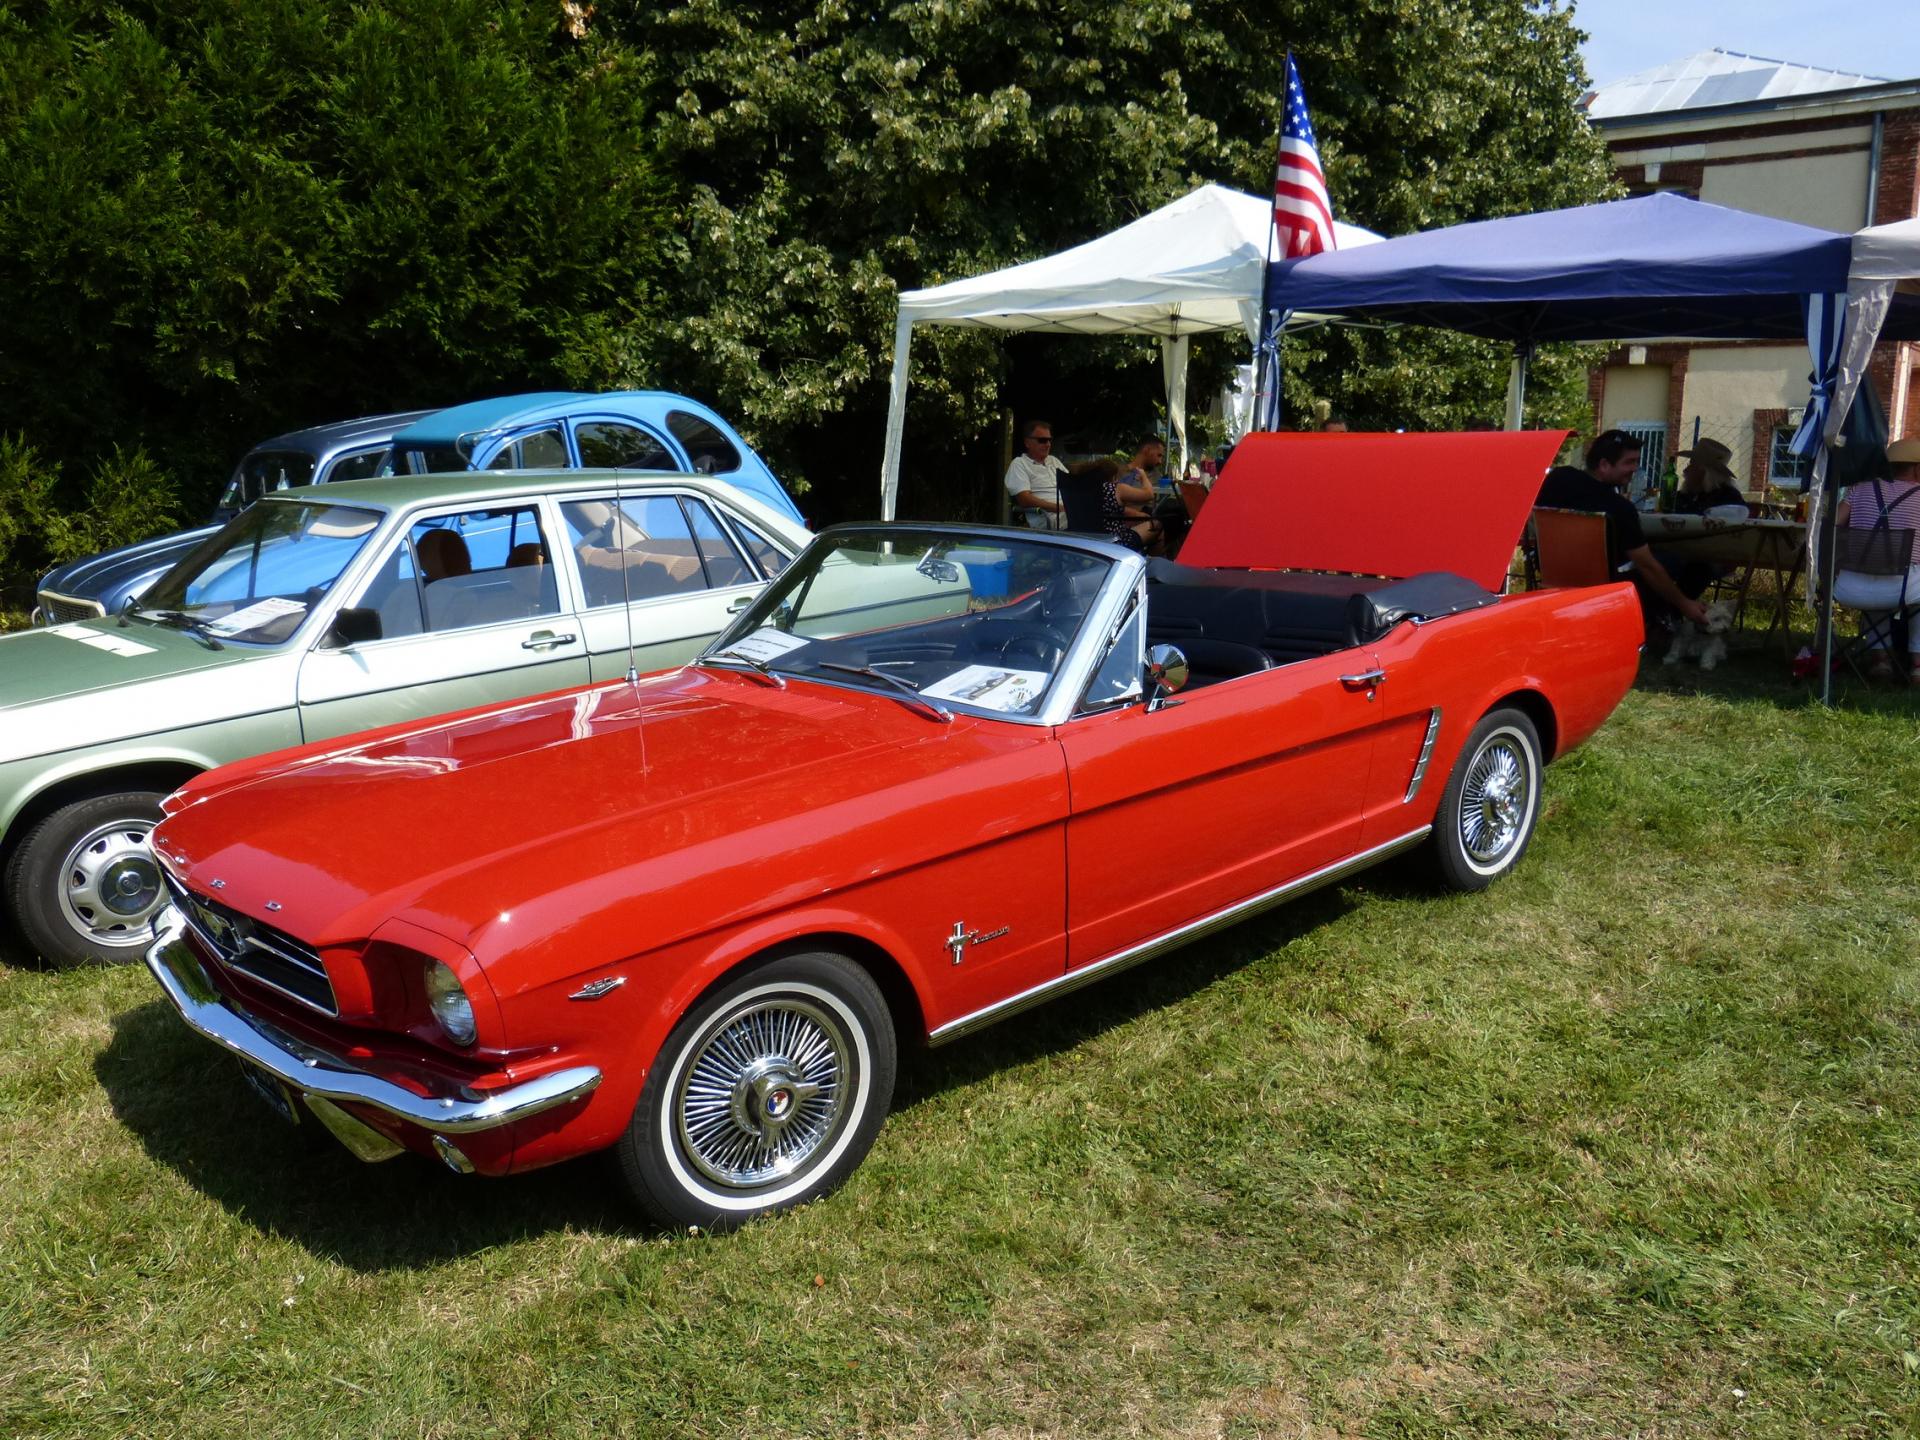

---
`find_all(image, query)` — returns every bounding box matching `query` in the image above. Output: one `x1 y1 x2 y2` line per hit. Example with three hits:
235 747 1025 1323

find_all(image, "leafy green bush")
0 436 182 604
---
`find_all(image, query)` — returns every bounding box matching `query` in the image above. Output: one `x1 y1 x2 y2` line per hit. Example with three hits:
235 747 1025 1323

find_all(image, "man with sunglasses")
1005 419 1067 529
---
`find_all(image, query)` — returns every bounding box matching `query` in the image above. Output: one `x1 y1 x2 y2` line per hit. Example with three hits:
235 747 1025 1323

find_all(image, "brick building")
1581 49 1920 499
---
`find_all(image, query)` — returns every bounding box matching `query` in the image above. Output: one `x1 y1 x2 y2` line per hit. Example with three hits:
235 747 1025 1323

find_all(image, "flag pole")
1252 56 1288 434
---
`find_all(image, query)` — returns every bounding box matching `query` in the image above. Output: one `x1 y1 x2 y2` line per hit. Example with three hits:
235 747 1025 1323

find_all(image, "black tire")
5 789 169 967
615 951 896 1229
1430 708 1543 892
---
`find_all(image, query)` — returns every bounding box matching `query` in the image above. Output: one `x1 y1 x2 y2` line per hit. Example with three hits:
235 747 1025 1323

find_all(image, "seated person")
1004 419 1066 529
1670 439 1747 515
1655 437 1748 599
1074 458 1163 555
1832 437 1920 683
1537 429 1707 629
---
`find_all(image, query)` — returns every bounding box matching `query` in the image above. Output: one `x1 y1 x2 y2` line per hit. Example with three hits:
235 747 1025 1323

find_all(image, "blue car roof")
391 394 592 445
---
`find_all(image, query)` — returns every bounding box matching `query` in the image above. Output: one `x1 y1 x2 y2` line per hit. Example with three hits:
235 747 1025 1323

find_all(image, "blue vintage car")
33 392 800 623
386 392 804 525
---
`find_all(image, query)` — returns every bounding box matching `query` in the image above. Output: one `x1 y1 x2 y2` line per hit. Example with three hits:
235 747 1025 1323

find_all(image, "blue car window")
561 495 706 607
486 428 568 470
665 411 742 475
679 497 753 588
575 422 674 471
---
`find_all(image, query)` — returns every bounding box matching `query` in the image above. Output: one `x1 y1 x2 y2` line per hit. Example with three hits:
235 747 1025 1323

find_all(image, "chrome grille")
38 592 106 624
165 873 338 1016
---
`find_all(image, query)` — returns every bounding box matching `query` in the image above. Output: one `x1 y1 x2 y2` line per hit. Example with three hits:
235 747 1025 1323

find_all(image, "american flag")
1273 54 1335 258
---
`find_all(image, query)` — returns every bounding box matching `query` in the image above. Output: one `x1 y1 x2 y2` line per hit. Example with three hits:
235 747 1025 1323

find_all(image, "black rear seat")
1144 559 1495 675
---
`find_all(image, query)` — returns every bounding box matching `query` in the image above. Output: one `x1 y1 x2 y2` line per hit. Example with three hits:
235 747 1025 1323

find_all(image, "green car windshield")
139 500 383 645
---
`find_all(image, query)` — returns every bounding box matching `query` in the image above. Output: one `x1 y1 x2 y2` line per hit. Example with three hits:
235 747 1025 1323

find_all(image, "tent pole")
1816 476 1840 706
1503 346 1529 430
879 313 913 521
1161 333 1191 479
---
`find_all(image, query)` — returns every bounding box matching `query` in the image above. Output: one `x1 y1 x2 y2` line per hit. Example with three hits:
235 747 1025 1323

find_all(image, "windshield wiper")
697 649 786 688
817 662 952 724
135 608 225 650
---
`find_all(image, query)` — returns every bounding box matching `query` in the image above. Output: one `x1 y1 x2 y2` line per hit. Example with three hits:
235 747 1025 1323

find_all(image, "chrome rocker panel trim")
145 916 602 1135
930 825 1433 1046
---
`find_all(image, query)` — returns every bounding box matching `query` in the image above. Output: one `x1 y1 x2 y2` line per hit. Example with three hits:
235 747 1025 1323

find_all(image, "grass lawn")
2 642 1917 1438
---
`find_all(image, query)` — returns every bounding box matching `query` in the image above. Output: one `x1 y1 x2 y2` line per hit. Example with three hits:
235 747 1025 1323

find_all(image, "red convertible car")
144 432 1642 1227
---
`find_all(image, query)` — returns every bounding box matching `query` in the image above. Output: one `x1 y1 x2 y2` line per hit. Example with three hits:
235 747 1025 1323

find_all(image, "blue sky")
1574 0 1920 91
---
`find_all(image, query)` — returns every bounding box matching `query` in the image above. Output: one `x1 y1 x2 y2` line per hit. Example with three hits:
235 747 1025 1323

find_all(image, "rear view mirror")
329 607 383 647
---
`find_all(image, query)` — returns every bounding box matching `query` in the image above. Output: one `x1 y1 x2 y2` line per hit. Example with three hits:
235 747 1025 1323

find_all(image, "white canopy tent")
878 184 1381 518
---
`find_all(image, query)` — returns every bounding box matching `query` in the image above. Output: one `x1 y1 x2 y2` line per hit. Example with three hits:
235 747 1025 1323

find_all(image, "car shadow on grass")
96 998 635 1267
95 880 1383 1263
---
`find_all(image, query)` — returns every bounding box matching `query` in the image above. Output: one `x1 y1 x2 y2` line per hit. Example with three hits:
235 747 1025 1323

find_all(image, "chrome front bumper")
145 915 602 1136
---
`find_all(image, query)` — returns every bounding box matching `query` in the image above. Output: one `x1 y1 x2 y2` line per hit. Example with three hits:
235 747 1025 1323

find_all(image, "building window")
1616 421 1668 504
1768 425 1811 488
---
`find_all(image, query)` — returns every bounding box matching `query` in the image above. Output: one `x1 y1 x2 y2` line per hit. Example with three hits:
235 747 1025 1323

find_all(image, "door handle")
1338 668 1386 690
726 594 754 613
521 631 579 651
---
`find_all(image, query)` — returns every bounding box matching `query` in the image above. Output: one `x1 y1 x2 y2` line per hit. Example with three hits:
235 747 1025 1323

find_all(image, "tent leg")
1503 350 1529 431
879 314 914 521
1161 334 1191 479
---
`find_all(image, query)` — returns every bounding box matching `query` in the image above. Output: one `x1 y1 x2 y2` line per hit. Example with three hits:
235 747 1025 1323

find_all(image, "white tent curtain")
878 185 1381 517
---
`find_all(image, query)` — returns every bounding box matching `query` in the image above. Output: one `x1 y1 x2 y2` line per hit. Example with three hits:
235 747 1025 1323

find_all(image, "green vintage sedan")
0 469 807 966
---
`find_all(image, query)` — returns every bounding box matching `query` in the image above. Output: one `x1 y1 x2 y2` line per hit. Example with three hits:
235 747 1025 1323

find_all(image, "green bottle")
1658 461 1678 513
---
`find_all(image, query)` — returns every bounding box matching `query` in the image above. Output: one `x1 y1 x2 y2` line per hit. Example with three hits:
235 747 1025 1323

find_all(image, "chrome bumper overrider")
145 916 602 1135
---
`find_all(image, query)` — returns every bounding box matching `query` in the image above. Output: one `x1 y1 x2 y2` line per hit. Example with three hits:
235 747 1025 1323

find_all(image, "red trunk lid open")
1182 430 1569 592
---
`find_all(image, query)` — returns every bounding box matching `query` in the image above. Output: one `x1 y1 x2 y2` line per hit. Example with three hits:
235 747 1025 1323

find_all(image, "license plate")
238 1060 301 1126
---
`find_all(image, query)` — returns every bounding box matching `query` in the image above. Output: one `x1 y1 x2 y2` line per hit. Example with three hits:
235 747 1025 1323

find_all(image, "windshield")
704 531 1112 719
140 500 383 645
218 448 318 511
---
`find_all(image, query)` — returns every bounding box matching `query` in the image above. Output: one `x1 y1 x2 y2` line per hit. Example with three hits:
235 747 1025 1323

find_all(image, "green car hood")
0 620 272 762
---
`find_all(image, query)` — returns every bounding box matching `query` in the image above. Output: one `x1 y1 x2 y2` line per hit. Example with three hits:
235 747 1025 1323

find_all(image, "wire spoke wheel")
1458 736 1530 865
675 996 848 1189
620 954 895 1229
1432 710 1541 892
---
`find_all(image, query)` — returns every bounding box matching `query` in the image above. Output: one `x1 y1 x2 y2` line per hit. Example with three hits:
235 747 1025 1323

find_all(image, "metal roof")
1582 48 1887 121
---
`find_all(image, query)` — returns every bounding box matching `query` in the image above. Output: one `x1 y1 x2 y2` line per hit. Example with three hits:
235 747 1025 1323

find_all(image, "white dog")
1664 600 1735 670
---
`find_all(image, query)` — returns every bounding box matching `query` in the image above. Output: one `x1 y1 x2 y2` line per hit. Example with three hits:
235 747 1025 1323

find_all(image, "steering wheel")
993 626 1070 671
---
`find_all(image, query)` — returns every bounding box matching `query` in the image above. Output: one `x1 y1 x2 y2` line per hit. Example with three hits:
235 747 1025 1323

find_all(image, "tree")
0 0 673 519
619 0 1613 520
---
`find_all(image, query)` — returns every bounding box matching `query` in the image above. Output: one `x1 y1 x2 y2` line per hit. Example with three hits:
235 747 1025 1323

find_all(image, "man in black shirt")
1536 429 1707 628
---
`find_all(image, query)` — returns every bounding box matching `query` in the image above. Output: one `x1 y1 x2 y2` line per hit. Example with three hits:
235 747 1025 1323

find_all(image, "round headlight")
424 960 477 1047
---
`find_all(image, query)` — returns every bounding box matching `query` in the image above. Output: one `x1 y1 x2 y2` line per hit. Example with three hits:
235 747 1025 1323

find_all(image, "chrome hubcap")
676 999 846 1189
1459 736 1530 865
58 818 164 948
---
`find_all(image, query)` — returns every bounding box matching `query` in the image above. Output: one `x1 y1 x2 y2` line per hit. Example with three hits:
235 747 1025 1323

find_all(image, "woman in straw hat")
1671 438 1746 516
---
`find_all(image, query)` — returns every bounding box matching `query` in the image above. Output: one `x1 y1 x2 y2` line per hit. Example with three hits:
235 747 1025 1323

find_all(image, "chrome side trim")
928 826 1433 1046
145 919 602 1136
1404 707 1443 803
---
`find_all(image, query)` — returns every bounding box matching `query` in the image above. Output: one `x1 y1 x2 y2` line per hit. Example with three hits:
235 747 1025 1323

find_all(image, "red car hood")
156 669 1013 954
1184 430 1567 591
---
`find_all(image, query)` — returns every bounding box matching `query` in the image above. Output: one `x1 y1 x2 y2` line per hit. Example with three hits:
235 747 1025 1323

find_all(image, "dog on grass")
1664 600 1735 671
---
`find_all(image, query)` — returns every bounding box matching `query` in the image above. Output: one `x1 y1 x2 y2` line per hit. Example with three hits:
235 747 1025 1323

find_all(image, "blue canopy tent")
1260 192 1920 701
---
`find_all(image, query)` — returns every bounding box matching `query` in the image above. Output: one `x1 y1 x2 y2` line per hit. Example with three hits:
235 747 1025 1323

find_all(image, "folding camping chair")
1530 507 1613 589
1831 523 1916 681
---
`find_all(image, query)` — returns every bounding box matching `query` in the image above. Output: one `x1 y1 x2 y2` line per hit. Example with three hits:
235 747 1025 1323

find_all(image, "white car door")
296 497 590 743
554 488 769 682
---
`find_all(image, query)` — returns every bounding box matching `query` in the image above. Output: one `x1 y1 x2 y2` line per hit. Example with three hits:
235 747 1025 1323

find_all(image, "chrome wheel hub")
1459 737 1530 865
58 819 164 948
676 999 846 1189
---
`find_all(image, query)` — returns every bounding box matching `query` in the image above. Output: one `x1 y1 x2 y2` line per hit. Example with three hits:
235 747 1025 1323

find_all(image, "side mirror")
1145 643 1189 711
328 607 383 648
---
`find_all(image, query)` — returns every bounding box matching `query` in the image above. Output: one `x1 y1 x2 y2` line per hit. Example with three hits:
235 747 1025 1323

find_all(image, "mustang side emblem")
945 922 1010 966
569 976 627 1001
